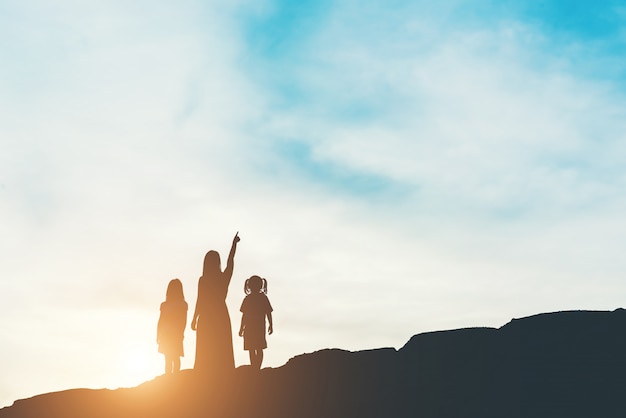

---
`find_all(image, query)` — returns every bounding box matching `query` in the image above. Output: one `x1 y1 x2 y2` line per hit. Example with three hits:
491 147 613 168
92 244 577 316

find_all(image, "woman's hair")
244 275 268 295
166 278 185 302
202 250 221 277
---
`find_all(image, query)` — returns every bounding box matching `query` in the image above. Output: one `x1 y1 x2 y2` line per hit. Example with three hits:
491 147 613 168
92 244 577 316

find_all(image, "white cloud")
249 9 626 220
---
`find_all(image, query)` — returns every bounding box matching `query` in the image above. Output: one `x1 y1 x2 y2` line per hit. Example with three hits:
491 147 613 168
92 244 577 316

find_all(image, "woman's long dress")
194 272 234 374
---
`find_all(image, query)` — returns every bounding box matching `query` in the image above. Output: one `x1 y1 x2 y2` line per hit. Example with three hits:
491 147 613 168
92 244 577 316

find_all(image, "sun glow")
113 345 162 388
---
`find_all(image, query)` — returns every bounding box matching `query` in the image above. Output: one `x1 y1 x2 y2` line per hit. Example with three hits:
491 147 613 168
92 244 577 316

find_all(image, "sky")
2 0 626 408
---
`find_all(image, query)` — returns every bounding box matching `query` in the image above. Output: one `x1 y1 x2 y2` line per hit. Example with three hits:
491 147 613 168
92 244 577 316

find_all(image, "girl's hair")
244 275 268 295
166 278 185 302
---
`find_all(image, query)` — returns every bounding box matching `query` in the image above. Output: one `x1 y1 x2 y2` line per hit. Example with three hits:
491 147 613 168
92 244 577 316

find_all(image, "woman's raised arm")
223 232 240 281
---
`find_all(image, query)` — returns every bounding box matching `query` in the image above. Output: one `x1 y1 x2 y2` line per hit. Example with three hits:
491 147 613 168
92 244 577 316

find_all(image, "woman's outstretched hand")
233 231 240 244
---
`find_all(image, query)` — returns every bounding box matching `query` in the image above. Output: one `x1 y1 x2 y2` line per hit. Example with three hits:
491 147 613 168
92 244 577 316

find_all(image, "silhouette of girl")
157 278 188 374
191 232 240 375
238 275 273 370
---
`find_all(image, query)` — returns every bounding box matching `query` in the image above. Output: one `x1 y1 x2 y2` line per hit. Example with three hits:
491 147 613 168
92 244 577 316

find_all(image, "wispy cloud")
239 1 626 218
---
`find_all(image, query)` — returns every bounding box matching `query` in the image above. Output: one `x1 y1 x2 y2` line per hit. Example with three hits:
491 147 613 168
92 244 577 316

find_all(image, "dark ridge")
2 309 626 418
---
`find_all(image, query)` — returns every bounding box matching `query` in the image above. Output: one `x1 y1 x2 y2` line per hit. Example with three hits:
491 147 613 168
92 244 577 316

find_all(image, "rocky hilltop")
2 309 626 418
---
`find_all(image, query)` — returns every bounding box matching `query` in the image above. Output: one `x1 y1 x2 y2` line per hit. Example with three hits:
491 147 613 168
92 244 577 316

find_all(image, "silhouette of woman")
157 279 188 374
191 232 240 375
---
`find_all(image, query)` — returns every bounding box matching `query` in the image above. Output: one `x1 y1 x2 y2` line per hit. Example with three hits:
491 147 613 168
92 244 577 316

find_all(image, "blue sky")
2 0 626 408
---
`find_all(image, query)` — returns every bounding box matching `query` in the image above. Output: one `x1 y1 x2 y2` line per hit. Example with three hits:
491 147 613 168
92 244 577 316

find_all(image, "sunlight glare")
113 344 161 388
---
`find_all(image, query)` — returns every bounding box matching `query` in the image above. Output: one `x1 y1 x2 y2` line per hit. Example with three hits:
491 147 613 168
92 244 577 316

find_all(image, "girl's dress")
240 293 273 350
194 272 235 373
157 300 188 357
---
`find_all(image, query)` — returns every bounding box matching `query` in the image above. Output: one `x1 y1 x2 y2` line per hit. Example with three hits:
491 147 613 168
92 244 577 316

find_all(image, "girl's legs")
164 355 172 374
248 349 264 369
164 355 181 374
248 350 256 368
257 349 264 369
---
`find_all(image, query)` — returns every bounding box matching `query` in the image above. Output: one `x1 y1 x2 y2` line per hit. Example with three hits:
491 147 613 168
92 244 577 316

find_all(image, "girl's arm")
267 312 273 335
223 232 240 282
238 314 245 337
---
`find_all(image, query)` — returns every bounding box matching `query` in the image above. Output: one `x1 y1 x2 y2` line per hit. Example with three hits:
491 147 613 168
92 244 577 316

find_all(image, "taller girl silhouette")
191 232 240 375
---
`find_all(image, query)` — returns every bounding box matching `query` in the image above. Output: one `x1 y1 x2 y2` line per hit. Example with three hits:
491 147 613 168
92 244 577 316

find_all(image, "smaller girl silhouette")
238 276 273 370
157 279 188 374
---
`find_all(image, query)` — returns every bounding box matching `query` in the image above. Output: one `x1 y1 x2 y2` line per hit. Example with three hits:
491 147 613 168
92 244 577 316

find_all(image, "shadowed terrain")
2 309 626 418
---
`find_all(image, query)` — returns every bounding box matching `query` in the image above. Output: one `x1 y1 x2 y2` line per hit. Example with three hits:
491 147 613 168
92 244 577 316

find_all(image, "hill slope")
2 309 626 418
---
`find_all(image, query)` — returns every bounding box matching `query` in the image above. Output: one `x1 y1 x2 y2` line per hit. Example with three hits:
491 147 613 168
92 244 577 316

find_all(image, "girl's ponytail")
261 278 268 294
